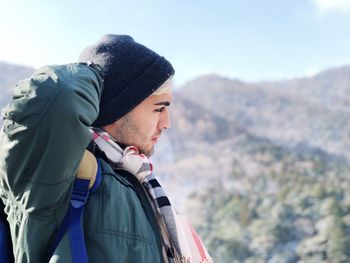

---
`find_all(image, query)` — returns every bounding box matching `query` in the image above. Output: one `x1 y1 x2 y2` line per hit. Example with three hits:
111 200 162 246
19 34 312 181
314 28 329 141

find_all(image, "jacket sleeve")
0 64 103 214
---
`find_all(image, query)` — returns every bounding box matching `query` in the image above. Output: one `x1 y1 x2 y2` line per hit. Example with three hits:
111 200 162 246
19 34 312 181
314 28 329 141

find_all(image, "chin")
141 146 154 158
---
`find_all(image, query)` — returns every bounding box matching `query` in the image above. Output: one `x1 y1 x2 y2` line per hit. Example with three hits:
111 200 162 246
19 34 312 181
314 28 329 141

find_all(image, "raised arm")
0 63 103 214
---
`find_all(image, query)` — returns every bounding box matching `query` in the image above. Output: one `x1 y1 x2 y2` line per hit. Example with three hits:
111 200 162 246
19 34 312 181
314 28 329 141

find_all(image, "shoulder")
85 158 158 243
98 158 134 188
91 159 141 208
90 158 150 220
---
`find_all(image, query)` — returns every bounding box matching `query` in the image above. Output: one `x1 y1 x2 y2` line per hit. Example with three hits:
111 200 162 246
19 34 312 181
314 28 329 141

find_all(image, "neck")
100 127 128 150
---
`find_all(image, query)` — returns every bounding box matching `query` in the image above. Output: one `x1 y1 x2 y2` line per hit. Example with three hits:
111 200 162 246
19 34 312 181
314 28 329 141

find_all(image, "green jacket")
0 64 164 262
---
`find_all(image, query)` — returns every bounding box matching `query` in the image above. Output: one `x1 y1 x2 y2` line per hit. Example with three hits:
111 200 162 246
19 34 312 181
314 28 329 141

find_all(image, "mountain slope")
177 72 350 160
0 61 34 106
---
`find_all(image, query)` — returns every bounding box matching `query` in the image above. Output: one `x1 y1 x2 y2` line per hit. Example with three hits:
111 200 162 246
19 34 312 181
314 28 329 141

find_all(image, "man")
0 35 211 262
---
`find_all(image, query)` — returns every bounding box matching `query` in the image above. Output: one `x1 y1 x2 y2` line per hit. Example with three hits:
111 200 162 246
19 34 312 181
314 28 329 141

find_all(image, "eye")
155 107 165 112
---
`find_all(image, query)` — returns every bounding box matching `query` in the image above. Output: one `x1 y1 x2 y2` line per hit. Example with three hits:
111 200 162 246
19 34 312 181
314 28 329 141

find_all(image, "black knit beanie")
78 34 175 127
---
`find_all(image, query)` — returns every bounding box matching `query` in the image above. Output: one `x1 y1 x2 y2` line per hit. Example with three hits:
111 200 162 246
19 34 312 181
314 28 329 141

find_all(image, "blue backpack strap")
47 159 102 262
0 200 14 263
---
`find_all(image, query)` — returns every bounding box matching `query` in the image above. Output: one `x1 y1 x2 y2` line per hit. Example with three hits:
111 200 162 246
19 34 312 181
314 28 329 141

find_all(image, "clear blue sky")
1 0 350 85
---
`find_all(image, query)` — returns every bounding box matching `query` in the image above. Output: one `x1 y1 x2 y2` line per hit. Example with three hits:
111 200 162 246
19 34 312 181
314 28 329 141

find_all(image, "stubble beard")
114 115 154 157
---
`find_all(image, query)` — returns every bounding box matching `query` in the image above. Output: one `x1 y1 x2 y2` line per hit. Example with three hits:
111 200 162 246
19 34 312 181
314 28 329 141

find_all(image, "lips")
152 134 161 143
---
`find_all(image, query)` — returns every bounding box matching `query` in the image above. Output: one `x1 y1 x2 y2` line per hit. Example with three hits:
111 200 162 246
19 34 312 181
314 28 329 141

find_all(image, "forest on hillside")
193 138 350 262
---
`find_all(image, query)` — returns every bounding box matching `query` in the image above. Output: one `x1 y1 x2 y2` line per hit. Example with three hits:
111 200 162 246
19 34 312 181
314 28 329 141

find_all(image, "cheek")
143 118 159 136
132 112 158 136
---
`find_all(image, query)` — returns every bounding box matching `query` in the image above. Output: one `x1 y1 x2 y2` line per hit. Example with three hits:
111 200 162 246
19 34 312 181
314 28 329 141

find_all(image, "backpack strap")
47 150 102 263
0 200 14 263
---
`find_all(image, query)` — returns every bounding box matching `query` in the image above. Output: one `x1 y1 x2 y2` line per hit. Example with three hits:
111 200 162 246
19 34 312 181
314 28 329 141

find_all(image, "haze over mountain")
177 69 350 160
155 66 350 262
153 66 350 208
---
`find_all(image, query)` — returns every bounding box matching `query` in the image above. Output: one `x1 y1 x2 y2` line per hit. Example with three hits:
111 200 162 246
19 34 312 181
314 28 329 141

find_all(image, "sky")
1 0 350 86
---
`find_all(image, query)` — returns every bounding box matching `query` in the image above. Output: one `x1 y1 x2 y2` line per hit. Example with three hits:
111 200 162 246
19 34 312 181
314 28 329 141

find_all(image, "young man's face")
103 92 173 157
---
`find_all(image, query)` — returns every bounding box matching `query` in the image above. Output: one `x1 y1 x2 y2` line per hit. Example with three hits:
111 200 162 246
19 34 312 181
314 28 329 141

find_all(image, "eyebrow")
154 101 171 106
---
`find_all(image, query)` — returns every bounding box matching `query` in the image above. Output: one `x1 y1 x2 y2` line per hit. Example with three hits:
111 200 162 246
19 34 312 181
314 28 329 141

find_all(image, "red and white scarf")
90 128 212 263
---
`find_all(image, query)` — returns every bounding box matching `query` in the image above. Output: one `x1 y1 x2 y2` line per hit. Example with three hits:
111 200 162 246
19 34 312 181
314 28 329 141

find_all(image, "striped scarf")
90 128 212 263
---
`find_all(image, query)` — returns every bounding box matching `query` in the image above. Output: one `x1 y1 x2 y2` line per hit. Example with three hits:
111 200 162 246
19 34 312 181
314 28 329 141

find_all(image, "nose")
158 109 171 130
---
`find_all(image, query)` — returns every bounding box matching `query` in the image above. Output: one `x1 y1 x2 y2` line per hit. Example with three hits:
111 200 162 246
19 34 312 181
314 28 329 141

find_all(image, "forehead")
132 93 173 111
152 77 173 96
147 93 173 104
